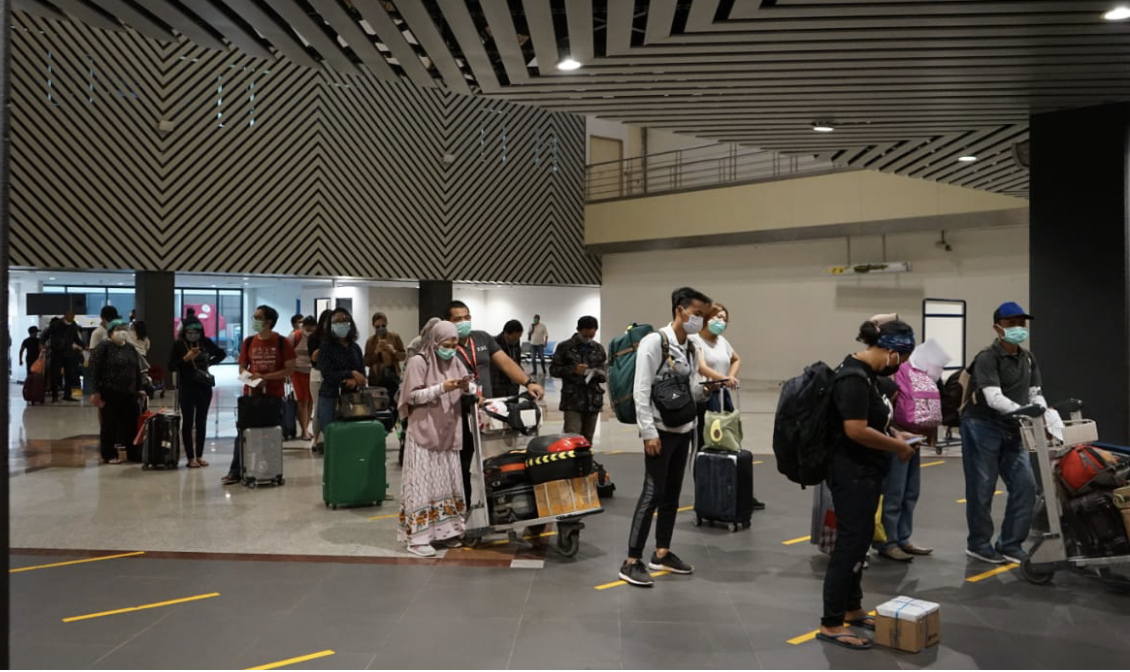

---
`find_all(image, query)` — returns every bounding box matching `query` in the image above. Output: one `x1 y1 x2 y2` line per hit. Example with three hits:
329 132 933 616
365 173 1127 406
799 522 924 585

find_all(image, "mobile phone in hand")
906 436 926 446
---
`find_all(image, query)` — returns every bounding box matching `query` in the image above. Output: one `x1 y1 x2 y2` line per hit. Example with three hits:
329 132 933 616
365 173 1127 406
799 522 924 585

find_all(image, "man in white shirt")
528 315 549 376
88 306 120 351
619 287 714 588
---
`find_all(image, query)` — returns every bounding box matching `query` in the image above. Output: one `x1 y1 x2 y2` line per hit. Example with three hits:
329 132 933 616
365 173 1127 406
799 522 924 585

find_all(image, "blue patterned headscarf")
878 332 916 354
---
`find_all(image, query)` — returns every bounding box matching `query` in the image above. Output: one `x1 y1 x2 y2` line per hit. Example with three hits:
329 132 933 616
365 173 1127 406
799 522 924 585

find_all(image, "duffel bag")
1057 444 1130 496
484 450 530 492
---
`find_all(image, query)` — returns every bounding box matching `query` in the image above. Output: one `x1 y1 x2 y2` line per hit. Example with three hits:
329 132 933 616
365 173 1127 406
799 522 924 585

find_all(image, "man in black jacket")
549 316 607 443
43 311 83 402
491 320 524 398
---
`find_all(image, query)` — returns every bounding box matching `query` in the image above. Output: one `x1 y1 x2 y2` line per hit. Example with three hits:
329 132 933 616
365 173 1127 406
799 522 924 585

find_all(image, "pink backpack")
893 364 942 432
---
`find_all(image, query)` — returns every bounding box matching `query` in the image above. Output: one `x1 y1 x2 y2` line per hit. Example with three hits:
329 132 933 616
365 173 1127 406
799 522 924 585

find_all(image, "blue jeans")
876 449 921 549
960 416 1036 554
531 345 546 374
317 395 338 437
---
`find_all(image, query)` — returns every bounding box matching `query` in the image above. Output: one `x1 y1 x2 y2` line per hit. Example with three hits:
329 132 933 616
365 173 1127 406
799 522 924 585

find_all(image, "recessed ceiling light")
557 57 581 71
1104 6 1130 20
48 277 55 280
958 155 978 162
812 122 835 133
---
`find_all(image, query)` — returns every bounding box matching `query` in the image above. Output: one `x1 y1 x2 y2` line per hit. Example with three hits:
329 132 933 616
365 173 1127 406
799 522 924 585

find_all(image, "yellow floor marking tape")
752 460 764 465
655 505 695 516
956 490 1003 504
788 611 876 645
594 570 670 590
246 650 336 670
10 551 145 573
920 460 946 468
368 513 398 521
782 536 811 545
966 563 1019 583
63 592 220 623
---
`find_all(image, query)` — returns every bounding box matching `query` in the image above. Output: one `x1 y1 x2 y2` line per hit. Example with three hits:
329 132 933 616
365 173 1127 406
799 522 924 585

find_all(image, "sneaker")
998 548 1028 564
878 546 914 562
966 548 1006 564
901 543 934 556
407 544 437 558
221 474 240 485
618 560 655 587
648 551 693 574
752 497 767 511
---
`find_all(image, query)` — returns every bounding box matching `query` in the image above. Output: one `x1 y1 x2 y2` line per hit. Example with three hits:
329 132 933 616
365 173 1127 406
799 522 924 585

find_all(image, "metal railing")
585 142 839 202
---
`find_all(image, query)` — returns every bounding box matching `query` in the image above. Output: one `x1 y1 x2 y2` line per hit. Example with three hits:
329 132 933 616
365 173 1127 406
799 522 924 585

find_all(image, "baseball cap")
993 301 1033 323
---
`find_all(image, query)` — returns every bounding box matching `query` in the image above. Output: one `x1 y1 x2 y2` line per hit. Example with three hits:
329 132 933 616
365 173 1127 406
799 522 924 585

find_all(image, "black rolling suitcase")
1062 491 1130 557
140 393 181 470
282 382 298 440
693 448 754 531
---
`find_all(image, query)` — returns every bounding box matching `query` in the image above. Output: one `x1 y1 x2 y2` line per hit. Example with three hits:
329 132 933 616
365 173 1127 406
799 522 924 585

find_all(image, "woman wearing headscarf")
397 320 471 557
168 318 226 467
89 319 145 464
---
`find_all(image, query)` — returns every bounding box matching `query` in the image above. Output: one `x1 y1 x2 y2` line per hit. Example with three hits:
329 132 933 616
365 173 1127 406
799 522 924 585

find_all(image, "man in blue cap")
960 301 1046 564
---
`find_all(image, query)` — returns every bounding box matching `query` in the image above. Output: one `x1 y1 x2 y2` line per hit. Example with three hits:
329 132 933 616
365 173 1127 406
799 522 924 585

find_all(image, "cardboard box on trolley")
874 596 941 653
534 474 600 518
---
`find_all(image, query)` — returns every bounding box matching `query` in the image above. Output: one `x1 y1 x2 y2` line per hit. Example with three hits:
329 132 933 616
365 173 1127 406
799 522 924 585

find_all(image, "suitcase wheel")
247 480 258 489
692 515 702 527
276 477 285 486
141 464 150 471
728 522 739 533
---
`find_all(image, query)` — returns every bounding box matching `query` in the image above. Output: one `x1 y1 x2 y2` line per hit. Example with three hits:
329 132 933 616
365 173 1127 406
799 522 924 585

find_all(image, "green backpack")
608 323 654 424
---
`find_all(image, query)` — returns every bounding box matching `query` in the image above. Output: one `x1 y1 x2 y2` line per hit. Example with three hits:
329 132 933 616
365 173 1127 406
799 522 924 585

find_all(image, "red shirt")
239 332 297 398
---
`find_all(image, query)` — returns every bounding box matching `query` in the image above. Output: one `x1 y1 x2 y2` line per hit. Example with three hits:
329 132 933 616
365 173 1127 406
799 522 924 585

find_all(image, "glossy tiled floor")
9 371 1130 669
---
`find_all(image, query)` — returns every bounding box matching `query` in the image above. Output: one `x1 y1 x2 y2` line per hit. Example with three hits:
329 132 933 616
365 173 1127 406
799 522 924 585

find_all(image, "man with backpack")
618 287 714 588
960 301 1045 565
222 305 297 485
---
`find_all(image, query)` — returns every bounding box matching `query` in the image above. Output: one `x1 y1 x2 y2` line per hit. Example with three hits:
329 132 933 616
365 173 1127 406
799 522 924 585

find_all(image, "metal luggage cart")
1014 404 1130 587
461 399 603 558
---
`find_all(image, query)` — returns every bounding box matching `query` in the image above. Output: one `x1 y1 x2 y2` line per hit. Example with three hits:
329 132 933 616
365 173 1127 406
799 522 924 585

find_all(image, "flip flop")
817 632 873 650
197 459 209 467
846 616 876 631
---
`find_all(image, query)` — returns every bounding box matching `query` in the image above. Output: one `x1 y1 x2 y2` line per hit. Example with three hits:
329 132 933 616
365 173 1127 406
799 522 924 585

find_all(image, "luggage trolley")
462 396 604 558
1013 403 1130 587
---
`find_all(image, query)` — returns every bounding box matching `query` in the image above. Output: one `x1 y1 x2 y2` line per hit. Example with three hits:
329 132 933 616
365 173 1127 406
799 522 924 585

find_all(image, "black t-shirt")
831 355 893 476
456 331 503 398
21 337 41 362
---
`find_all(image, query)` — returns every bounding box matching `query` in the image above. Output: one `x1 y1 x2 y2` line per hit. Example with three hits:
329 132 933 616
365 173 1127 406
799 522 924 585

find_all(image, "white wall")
601 226 1029 382
366 287 419 343
451 285 601 346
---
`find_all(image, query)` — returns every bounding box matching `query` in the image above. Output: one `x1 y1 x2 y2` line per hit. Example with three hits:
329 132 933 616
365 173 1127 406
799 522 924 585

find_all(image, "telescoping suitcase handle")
700 379 741 412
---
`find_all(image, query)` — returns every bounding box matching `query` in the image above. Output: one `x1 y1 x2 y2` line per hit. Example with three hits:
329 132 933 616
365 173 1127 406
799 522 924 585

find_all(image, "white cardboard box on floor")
875 596 942 653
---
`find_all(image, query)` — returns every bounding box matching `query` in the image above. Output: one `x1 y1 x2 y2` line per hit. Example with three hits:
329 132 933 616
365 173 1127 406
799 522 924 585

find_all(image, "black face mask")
878 351 901 377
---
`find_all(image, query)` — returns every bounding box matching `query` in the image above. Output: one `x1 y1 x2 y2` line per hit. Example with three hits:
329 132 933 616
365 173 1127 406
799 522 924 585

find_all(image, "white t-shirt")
89 325 108 350
530 322 549 346
690 333 734 383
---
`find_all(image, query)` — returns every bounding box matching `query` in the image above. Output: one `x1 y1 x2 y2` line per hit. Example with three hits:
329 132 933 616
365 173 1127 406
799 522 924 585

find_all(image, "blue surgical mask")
251 319 265 333
1000 326 1029 345
332 322 351 338
436 346 456 360
455 321 473 338
708 319 727 336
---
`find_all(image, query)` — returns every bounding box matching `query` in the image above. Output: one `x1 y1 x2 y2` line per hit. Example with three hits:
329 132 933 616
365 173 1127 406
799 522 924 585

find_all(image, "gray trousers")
563 410 599 444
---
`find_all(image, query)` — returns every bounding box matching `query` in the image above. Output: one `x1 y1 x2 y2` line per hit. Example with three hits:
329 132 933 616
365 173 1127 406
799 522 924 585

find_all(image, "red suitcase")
23 373 46 405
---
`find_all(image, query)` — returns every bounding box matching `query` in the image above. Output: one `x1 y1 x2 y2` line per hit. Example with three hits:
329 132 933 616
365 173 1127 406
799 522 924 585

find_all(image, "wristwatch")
523 377 534 387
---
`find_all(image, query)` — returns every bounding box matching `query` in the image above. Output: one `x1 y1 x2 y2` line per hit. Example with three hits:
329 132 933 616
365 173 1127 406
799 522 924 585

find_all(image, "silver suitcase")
241 426 285 488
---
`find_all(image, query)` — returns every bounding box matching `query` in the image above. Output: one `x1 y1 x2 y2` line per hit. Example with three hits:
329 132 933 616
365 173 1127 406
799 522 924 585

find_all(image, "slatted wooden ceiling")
16 0 1130 196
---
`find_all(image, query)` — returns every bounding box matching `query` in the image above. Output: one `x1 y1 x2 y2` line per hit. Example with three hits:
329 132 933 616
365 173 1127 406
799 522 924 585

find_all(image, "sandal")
187 460 201 468
817 632 873 650
197 458 209 467
846 616 876 631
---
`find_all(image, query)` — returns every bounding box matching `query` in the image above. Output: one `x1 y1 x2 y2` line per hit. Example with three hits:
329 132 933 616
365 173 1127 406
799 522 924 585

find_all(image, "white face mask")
683 313 704 334
112 331 128 345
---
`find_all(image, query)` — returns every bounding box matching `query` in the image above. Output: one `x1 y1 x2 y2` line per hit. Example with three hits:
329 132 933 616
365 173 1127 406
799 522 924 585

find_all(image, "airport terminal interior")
5 1 1130 670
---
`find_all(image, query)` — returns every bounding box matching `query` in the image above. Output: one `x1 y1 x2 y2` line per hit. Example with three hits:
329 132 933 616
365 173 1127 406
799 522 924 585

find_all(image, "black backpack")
772 362 865 486
940 370 964 428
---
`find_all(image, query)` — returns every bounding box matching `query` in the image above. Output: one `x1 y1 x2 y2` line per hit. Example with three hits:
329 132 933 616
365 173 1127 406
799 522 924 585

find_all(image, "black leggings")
100 390 140 462
821 453 884 627
460 411 475 504
179 384 213 460
627 430 692 558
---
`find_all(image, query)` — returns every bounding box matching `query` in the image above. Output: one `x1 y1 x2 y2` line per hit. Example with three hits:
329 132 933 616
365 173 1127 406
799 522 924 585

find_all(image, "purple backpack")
893 364 942 432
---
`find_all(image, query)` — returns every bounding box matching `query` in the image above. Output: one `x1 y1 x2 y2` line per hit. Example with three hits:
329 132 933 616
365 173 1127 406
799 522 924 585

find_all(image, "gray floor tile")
238 648 375 671
619 621 756 669
370 615 520 669
9 641 118 670
510 617 620 669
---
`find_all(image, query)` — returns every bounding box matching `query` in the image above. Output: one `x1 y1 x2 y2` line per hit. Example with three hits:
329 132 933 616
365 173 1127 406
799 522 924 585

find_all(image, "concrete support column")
135 271 175 385
418 280 453 331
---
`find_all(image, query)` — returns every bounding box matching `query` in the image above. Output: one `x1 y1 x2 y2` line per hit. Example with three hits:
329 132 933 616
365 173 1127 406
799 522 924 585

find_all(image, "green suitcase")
323 420 387 510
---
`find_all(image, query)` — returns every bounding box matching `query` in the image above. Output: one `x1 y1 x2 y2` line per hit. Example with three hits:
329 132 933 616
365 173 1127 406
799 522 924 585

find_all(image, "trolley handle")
1007 404 1046 419
1050 398 1083 416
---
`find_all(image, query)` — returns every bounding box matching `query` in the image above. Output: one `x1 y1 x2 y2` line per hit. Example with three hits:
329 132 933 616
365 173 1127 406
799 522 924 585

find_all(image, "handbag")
650 333 696 427
336 388 378 421
703 388 742 451
30 357 44 375
193 367 216 387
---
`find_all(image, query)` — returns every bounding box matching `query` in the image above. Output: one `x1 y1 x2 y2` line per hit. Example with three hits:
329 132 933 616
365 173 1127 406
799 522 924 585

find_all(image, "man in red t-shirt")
223 305 297 484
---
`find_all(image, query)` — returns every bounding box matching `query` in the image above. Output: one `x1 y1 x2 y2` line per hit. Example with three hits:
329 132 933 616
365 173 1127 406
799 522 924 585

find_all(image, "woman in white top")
128 321 151 357
692 303 764 510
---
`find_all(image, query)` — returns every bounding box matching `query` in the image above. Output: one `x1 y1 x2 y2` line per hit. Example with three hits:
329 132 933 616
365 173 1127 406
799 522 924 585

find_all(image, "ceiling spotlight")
1104 6 1130 20
958 155 978 162
557 57 581 71
812 122 835 133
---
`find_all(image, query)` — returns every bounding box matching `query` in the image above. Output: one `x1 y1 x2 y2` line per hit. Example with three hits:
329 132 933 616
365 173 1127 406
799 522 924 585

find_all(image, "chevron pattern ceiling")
16 0 1130 197
8 11 594 285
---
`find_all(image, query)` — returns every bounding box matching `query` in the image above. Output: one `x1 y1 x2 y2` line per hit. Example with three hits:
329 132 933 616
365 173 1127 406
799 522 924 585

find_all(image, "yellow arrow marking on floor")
956 491 1002 504
966 563 1019 583
920 460 946 468
782 535 811 545
788 611 876 645
10 551 144 573
63 592 220 622
594 570 670 590
246 649 336 670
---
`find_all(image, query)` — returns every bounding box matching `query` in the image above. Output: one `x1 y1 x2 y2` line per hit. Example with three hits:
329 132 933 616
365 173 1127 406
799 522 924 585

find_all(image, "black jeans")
821 453 884 627
460 411 475 504
180 384 213 460
627 430 692 558
49 349 79 398
100 390 140 462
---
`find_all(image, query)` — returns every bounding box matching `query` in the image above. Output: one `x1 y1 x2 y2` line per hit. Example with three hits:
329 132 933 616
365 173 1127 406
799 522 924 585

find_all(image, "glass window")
68 287 107 317
106 288 135 322
218 291 243 361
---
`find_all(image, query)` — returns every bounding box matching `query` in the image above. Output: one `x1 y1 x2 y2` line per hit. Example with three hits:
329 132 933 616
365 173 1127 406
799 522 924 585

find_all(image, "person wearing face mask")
89 320 146 464
169 319 226 467
960 301 1044 565
445 301 546 502
307 310 334 450
528 314 549 376
315 308 367 436
815 319 919 651
223 305 297 485
619 287 715 588
364 311 407 400
397 320 472 557
291 316 317 441
492 320 525 398
550 316 608 444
